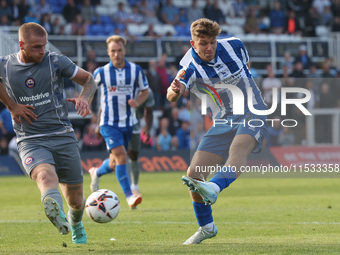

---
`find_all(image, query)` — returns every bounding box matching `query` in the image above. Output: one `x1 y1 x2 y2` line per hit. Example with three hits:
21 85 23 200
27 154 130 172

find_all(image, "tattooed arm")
67 67 97 117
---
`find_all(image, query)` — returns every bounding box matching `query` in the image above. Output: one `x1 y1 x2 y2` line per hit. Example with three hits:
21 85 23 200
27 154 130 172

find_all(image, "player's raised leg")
31 164 70 235
182 150 223 245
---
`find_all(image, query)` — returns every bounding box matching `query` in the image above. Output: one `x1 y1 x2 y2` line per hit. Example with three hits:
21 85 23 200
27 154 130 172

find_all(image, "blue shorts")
197 114 268 161
100 125 132 151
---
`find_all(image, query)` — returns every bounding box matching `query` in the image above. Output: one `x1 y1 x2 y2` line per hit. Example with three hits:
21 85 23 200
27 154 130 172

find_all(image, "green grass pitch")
0 171 339 254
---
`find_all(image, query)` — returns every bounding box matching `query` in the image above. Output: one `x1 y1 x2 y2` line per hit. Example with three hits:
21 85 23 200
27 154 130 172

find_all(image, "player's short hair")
18 22 47 41
190 18 221 39
106 35 127 46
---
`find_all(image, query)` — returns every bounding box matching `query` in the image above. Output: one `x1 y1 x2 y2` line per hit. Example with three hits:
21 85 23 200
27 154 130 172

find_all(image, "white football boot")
182 176 218 205
89 167 100 192
183 225 218 245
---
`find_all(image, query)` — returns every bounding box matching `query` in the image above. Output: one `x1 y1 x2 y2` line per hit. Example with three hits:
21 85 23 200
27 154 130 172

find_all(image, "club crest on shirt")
25 156 34 165
25 78 36 88
177 70 186 80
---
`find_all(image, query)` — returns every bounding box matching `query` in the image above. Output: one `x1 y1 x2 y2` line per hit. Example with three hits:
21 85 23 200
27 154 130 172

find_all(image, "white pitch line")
0 220 340 225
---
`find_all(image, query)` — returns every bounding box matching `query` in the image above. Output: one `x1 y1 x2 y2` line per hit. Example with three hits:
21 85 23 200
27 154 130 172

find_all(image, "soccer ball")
85 189 120 223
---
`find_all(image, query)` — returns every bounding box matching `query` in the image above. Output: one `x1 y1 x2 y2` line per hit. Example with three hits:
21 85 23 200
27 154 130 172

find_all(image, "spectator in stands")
177 7 189 27
84 49 99 74
294 45 312 70
290 61 306 79
178 100 190 122
331 0 340 17
303 7 319 37
18 0 30 24
36 0 52 20
156 53 170 109
317 82 335 143
0 107 15 143
278 126 295 146
82 124 105 151
187 0 204 24
218 0 235 18
167 106 182 136
176 121 190 149
0 0 12 22
312 0 331 16
11 0 21 25
269 1 286 34
161 0 179 25
146 60 162 109
208 0 226 24
280 51 294 74
320 6 332 26
81 0 99 25
332 16 340 32
286 10 301 36
114 2 130 25
305 79 318 110
138 0 160 24
156 117 172 151
233 0 248 17
0 14 9 29
74 127 83 150
129 4 143 24
23 7 39 24
62 0 80 24
71 13 87 35
40 13 54 35
265 116 282 147
143 23 161 38
203 0 214 20
244 6 260 34
261 64 282 116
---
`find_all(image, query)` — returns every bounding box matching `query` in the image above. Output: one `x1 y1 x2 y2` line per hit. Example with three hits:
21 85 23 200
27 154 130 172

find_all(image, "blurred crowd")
0 0 340 36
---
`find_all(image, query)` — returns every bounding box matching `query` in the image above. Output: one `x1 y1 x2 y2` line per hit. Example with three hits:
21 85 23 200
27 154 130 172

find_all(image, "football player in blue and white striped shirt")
167 18 268 244
89 35 149 209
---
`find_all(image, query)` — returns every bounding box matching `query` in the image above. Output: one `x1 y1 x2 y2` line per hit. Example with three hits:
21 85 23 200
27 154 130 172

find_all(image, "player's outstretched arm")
68 68 97 117
167 78 185 102
0 82 37 125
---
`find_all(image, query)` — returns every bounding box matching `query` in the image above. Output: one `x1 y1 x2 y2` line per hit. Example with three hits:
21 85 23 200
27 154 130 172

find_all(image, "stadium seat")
127 24 148 36
100 15 113 25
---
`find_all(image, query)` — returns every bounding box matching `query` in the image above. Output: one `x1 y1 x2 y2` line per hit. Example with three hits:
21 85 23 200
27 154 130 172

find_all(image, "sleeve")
176 67 195 90
93 67 102 86
137 65 149 90
57 54 77 78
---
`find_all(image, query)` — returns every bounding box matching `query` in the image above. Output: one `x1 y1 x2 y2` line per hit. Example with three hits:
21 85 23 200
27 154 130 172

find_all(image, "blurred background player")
0 23 96 244
167 18 268 244
128 87 154 195
89 35 149 209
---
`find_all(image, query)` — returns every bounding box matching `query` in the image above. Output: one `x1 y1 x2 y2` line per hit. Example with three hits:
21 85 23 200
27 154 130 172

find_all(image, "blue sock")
96 158 113 177
116 164 133 198
209 166 237 192
193 202 213 226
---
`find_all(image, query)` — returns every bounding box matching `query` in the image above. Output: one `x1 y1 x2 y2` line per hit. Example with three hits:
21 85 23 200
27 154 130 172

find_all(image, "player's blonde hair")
190 18 221 39
106 35 127 46
18 22 47 41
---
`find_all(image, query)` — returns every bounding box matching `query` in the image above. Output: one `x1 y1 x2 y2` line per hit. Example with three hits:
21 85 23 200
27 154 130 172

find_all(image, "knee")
128 150 138 161
68 196 85 210
108 160 116 170
31 168 58 186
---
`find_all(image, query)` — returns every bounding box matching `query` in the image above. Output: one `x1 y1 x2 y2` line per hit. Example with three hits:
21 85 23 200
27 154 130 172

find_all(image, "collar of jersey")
191 42 222 66
109 58 129 69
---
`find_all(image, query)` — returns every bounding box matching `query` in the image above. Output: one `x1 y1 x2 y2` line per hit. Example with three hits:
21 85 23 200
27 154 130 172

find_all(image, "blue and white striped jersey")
177 37 267 119
94 59 149 128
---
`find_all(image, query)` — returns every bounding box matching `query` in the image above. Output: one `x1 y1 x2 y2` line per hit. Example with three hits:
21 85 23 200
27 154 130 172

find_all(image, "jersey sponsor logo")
109 86 117 92
25 156 34 165
25 78 36 88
